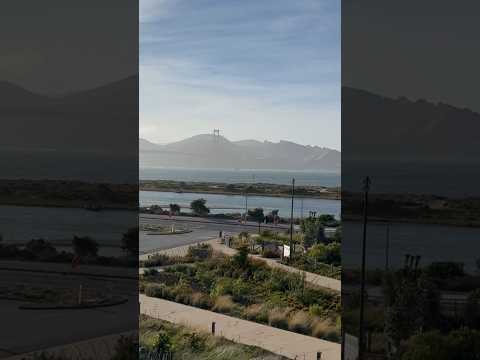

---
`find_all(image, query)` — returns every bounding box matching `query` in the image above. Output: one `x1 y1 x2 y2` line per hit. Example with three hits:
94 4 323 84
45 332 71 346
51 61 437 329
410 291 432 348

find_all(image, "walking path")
140 295 340 360
141 239 341 292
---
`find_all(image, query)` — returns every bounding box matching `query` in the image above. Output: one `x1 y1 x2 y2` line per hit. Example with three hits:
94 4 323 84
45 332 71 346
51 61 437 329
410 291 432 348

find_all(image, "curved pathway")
140 295 340 360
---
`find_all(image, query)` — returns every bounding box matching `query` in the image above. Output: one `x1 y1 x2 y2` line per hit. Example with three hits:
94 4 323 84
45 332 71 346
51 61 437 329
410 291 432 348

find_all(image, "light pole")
289 178 295 263
358 176 371 360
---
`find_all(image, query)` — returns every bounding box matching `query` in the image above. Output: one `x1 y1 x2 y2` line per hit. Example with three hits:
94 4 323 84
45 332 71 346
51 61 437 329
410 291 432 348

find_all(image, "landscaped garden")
140 245 341 342
140 315 286 360
225 216 342 279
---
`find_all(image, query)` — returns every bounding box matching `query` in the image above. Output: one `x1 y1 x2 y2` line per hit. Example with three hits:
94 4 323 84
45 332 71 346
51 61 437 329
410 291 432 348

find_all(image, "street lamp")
289 178 295 264
358 176 371 360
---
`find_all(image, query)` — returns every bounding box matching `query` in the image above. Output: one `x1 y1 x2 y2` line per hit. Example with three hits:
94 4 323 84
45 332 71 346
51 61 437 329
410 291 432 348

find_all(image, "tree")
383 272 440 358
300 217 325 248
149 205 163 214
122 227 139 257
72 236 98 258
190 198 210 216
248 208 265 233
25 239 57 259
169 203 180 215
266 209 280 224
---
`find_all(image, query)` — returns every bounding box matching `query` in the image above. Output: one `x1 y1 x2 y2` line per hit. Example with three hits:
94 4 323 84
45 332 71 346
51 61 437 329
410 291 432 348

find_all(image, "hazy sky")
0 0 137 95
140 0 340 149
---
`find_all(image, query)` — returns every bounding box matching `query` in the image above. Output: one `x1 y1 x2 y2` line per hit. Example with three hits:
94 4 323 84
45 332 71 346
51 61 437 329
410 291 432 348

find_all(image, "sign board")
283 245 290 258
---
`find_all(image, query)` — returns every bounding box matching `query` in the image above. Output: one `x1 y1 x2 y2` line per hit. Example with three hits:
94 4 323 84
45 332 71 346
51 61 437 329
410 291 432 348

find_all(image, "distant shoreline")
140 180 341 200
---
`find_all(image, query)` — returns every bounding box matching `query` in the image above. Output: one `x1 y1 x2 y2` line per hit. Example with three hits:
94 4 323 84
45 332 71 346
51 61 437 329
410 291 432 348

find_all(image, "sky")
0 0 137 95
343 0 480 114
140 0 340 150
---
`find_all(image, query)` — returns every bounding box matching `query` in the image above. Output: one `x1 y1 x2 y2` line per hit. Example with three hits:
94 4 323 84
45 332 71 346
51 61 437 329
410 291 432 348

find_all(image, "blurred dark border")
342 1 480 359
0 1 139 359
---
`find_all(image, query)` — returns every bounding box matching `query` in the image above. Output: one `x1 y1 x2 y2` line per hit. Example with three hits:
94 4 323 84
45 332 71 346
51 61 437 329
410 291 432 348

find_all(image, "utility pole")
289 178 295 263
358 176 371 360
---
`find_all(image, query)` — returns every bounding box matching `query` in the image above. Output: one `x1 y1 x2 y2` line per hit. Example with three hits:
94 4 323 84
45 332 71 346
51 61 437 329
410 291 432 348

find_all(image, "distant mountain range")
0 77 138 182
343 87 480 162
140 135 341 172
0 76 138 155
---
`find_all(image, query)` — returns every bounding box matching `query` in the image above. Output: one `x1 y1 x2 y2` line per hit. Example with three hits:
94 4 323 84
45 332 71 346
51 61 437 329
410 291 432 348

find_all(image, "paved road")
140 295 340 360
0 262 137 358
140 214 293 255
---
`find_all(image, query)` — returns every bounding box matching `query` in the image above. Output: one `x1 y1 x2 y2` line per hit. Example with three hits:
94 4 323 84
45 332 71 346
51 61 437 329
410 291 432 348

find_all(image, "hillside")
343 87 480 162
0 77 138 182
140 134 341 172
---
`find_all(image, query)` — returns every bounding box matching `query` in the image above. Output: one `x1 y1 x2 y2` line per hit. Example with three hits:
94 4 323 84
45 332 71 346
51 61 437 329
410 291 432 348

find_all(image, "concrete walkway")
141 239 341 292
140 295 340 360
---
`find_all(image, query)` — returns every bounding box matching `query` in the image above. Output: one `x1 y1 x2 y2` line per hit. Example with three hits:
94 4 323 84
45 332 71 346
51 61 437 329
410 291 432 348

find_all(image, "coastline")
140 180 341 200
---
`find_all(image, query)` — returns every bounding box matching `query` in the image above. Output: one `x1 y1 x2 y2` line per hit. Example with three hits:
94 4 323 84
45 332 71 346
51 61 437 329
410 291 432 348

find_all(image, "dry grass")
311 317 339 341
268 307 291 330
288 311 312 334
213 295 236 314
190 292 212 309
244 303 268 322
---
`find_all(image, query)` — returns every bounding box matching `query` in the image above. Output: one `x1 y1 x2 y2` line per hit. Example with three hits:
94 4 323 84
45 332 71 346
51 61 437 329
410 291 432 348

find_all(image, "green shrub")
211 278 234 298
152 331 172 353
231 278 251 304
143 268 158 276
173 281 193 304
141 254 172 267
262 249 280 258
144 284 171 299
309 304 328 317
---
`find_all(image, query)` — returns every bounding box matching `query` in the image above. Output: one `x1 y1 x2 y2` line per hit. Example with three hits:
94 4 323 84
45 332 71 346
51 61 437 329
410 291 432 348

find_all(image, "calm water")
140 167 340 187
343 221 480 273
140 190 340 219
0 205 136 256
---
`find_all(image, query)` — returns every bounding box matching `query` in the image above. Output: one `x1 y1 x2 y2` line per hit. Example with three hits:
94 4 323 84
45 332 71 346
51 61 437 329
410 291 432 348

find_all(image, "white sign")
283 245 291 258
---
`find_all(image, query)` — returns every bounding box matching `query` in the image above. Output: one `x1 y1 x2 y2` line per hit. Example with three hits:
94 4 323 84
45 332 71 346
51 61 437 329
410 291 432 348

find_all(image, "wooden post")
211 321 216 335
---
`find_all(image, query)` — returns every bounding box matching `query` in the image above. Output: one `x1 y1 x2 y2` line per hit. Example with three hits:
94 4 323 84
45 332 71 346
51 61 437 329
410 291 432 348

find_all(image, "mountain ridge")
140 134 341 172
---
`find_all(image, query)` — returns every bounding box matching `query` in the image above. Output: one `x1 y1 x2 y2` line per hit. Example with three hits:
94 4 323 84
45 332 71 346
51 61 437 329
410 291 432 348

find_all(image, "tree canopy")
190 198 210 216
